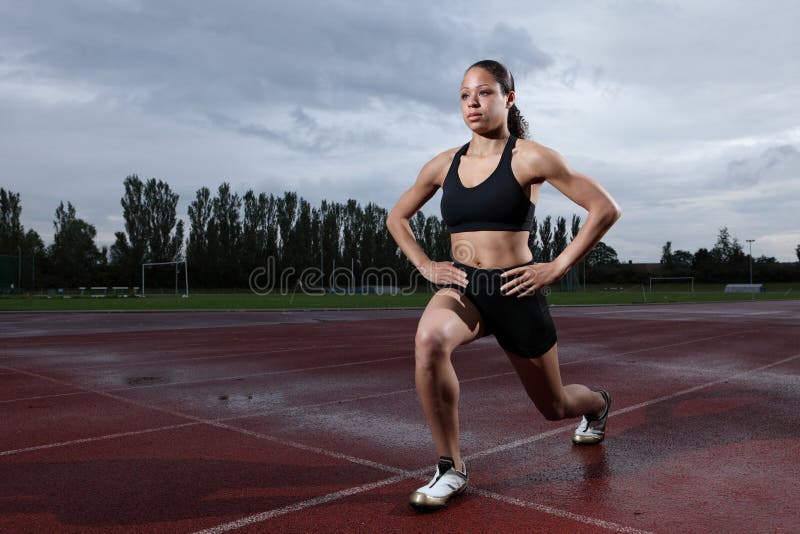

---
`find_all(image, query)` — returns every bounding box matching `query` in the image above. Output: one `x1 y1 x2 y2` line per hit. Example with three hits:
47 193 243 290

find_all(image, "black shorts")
436 258 558 359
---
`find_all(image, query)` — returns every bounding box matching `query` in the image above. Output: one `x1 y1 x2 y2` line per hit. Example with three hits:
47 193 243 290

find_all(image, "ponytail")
508 103 529 139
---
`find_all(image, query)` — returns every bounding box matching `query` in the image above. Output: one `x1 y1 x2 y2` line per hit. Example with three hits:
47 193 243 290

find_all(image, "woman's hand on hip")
499 260 568 297
419 260 468 288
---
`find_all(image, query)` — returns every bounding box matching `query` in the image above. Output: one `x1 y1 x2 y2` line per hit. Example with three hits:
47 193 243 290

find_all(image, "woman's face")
459 67 513 134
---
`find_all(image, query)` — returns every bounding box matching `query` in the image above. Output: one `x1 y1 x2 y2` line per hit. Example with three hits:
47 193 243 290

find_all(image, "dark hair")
466 59 530 139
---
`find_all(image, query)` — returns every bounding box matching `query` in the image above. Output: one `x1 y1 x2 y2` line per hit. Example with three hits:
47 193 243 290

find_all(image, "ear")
506 90 515 109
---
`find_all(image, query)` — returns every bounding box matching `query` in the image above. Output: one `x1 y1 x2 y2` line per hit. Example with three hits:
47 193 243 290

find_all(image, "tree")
48 201 103 287
422 213 449 265
660 241 673 266
672 250 693 268
527 215 540 261
708 226 747 281
294 198 314 272
143 178 184 262
711 226 745 264
211 182 243 286
242 190 269 276
586 241 619 268
110 175 146 285
358 202 379 269
187 186 213 287
691 247 714 282
0 188 23 252
558 214 583 292
570 214 581 241
538 215 553 262
0 189 45 290
110 174 183 286
276 191 298 272
552 216 568 259
310 205 322 275
320 200 341 280
341 199 362 274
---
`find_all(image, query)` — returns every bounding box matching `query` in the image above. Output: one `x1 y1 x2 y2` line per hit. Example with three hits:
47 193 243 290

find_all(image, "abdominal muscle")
449 230 533 269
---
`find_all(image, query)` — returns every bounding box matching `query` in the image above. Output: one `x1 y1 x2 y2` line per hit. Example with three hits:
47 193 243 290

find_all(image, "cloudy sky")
1 0 798 262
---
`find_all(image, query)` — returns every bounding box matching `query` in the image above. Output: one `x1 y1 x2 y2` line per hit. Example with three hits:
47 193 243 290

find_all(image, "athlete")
385 59 622 510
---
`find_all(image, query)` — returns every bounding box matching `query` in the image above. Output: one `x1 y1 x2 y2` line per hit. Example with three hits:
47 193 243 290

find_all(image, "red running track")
0 300 798 532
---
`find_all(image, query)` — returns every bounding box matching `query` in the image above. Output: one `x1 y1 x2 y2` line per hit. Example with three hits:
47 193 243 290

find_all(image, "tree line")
656 228 796 283
1 179 797 292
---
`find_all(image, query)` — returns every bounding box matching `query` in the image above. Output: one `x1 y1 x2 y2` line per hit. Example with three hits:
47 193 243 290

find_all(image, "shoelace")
579 417 590 432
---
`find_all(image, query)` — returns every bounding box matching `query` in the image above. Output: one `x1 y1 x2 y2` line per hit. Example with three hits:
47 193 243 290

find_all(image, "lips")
467 113 482 120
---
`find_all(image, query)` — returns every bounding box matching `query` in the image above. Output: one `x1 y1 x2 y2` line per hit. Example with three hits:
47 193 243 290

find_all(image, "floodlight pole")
746 239 755 284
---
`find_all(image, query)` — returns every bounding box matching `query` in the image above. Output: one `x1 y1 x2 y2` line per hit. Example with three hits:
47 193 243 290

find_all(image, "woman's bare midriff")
449 230 533 269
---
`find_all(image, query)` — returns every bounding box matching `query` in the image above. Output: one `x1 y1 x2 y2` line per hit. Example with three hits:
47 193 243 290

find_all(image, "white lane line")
0 423 198 457
3 352 798 532
0 391 91 404
0 340 406 371
194 351 800 533
0 353 414 404
0 362 410 477
0 327 758 442
95 329 760 391
469 487 654 534
0 329 750 406
465 351 800 462
191 470 424 534
610 351 800 418
0 369 514 458
5 345 794 458
0 371 516 457
8 338 412 372
574 308 789 318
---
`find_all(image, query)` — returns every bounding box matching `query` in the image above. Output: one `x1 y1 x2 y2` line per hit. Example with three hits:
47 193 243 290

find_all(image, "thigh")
416 287 490 353
504 342 566 409
490 290 558 360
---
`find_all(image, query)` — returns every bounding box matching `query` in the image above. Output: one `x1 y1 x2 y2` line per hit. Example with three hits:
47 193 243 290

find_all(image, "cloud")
205 106 388 154
1 0 799 263
1 1 552 117
723 145 800 187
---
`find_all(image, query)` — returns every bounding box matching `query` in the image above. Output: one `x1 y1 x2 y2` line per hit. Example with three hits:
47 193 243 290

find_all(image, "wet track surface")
1 301 798 532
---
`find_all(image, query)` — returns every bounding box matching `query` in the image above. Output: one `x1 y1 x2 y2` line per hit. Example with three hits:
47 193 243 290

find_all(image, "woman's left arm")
545 146 621 275
503 144 621 294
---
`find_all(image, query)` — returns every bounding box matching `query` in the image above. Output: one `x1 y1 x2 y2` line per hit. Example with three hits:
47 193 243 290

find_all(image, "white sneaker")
409 456 468 510
572 389 611 445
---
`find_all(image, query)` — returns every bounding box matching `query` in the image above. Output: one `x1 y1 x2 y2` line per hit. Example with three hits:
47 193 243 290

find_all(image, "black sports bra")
440 134 535 233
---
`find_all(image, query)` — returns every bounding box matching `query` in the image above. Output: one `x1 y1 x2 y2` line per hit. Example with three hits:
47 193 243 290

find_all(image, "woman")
385 59 621 510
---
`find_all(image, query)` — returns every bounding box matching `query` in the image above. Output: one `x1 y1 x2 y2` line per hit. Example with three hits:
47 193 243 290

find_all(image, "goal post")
141 259 189 297
649 276 694 293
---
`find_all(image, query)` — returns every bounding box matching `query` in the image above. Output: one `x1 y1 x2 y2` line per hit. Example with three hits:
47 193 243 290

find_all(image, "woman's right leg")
414 287 487 469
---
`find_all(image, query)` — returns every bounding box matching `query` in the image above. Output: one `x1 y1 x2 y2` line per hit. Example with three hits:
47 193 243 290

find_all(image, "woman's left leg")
503 342 605 421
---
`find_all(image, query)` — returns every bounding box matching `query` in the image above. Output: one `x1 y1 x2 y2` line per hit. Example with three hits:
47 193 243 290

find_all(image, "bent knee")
538 401 568 421
414 327 454 363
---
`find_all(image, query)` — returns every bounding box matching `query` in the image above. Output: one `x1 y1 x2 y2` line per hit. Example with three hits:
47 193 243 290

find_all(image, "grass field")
0 283 796 311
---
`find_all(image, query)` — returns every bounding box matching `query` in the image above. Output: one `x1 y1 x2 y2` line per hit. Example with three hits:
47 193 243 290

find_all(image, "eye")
480 90 490 96
460 94 468 100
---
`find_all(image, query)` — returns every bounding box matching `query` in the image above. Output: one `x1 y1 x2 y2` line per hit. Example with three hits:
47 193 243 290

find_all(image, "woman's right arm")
386 151 467 287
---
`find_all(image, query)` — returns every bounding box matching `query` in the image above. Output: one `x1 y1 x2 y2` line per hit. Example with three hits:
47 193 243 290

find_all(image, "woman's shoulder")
513 137 554 159
413 144 464 188
512 137 567 179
